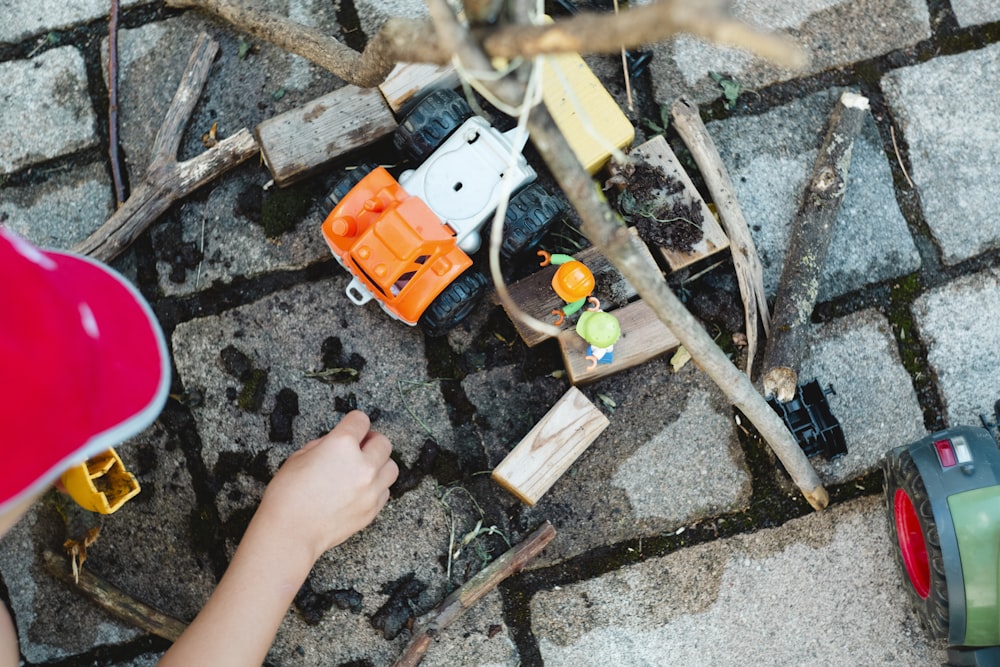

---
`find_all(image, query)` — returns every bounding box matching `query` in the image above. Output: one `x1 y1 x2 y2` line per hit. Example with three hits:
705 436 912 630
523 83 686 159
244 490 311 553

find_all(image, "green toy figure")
576 298 621 370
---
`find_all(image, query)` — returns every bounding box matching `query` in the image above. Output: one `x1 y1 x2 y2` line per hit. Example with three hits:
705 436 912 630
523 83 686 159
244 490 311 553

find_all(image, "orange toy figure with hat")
537 250 596 325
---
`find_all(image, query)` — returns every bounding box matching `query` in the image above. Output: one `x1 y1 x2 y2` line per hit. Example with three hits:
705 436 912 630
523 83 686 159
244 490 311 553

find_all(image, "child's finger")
329 410 371 446
376 458 399 489
360 431 392 465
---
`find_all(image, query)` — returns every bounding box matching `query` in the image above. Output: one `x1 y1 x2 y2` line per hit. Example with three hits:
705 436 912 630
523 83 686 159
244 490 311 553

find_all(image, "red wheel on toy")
894 488 930 599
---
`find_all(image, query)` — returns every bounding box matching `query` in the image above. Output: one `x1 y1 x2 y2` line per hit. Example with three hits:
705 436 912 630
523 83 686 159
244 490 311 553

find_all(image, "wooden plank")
255 85 397 187
625 135 730 271
491 387 609 505
558 299 680 385
496 227 656 347
378 62 460 114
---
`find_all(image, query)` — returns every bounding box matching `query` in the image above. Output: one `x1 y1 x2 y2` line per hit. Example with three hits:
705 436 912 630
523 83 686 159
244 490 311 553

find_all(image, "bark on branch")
165 0 807 88
393 521 556 667
73 32 259 262
760 91 869 402
671 96 770 379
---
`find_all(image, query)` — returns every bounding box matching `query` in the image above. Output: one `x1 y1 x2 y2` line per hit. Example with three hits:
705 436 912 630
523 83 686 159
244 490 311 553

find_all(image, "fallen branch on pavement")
74 32 259 262
393 521 555 667
670 96 770 379
42 549 188 642
759 91 870 402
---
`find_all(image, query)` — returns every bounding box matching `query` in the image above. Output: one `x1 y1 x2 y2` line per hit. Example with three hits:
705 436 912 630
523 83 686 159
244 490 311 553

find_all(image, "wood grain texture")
492 387 609 505
378 62 460 113
558 298 680 384
255 85 397 187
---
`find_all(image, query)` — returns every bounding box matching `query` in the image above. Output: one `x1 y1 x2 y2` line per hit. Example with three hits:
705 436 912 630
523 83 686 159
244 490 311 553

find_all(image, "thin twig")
890 125 914 189
108 0 126 206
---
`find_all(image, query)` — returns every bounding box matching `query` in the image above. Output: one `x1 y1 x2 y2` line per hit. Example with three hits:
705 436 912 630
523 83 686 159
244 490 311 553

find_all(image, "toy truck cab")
322 89 563 335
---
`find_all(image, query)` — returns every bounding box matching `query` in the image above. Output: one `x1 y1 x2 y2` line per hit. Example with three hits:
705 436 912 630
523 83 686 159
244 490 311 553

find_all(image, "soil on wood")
611 161 704 253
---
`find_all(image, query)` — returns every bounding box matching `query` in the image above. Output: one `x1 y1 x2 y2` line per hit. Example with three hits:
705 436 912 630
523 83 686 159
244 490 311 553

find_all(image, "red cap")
0 229 170 514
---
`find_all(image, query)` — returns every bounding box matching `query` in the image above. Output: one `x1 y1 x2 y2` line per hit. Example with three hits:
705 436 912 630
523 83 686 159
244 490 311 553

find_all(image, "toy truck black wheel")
500 183 564 261
393 89 474 163
325 162 378 211
883 447 950 640
420 270 490 337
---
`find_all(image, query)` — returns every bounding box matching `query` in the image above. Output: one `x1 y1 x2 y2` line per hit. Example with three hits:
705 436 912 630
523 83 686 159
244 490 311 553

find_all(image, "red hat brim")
0 233 170 514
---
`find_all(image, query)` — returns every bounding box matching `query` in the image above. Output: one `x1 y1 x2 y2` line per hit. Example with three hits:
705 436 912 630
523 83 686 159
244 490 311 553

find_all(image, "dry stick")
393 521 556 667
74 33 259 262
422 0 828 511
42 549 188 642
108 0 126 206
164 0 807 89
670 96 770 379
759 91 870 403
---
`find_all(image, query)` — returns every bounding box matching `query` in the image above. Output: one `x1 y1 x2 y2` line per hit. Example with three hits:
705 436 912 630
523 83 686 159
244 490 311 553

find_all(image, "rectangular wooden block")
378 62 460 113
255 85 397 187
626 135 730 271
497 227 655 347
492 386 609 505
557 298 680 385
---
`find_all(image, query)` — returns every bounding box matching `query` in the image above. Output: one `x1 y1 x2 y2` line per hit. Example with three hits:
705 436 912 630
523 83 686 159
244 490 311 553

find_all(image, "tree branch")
670 96 770 379
73 33 259 262
164 0 807 88
393 521 556 667
760 91 869 402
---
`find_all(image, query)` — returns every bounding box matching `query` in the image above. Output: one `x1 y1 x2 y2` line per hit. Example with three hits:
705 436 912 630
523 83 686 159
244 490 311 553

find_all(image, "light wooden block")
496 227 655 347
558 298 680 385
626 135 730 271
378 62 460 114
255 85 397 187
492 387 609 505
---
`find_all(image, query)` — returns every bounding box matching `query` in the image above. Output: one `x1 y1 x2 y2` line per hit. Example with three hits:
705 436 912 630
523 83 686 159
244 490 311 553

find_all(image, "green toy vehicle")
884 402 1000 666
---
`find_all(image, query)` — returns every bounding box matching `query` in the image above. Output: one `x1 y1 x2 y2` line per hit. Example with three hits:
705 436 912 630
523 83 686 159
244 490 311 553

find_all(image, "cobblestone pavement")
2 0 1000 665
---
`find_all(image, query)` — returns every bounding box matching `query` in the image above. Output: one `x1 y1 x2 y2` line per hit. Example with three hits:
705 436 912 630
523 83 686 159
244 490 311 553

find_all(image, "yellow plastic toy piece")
539 18 635 174
60 448 141 514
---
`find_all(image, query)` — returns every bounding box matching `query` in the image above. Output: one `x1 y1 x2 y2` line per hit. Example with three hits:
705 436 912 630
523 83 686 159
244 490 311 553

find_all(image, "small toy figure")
538 250 596 325
576 298 621 370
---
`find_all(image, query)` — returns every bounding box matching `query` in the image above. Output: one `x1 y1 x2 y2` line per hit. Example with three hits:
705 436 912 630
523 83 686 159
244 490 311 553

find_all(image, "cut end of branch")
762 366 797 403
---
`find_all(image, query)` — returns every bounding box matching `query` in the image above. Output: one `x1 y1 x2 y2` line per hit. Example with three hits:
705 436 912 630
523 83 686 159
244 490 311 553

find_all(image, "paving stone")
643 0 930 106
0 422 213 662
0 0 146 45
796 309 926 483
706 87 920 300
0 47 97 175
0 161 112 249
465 360 751 566
912 267 1000 426
530 495 947 666
950 0 1000 26
171 278 456 471
101 16 345 294
882 43 1000 265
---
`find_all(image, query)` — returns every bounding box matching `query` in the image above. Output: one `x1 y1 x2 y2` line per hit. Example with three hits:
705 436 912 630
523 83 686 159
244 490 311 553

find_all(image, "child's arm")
157 410 398 667
0 603 18 667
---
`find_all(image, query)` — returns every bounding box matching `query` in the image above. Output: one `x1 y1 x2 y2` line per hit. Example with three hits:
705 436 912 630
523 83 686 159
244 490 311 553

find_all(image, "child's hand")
254 410 398 562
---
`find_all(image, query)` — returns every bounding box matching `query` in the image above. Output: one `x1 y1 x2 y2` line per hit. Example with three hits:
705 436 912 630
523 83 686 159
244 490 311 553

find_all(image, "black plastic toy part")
767 380 847 460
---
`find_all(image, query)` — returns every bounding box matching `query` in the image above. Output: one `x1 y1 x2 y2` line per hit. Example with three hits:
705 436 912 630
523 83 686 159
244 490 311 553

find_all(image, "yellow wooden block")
492 387 609 505
541 52 635 174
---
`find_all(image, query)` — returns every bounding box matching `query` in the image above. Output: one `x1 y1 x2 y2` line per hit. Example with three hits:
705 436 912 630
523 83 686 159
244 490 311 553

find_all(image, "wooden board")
557 298 680 385
626 135 729 271
255 85 397 187
378 62 460 114
491 386 609 505
496 227 656 347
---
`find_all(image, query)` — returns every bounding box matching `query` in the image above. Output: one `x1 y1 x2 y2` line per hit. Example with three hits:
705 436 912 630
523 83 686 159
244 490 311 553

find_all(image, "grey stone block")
0 161 112 249
531 495 947 666
0 0 146 45
468 361 751 566
950 0 1000 26
0 47 97 175
912 267 1000 426
706 87 920 300
882 43 1000 265
643 0 929 106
